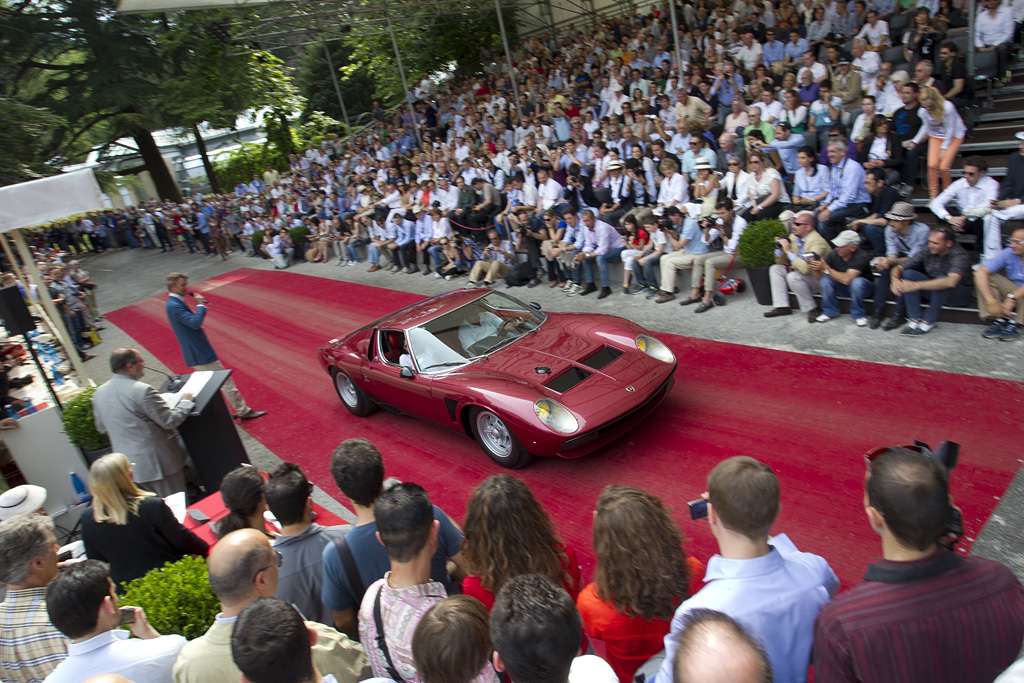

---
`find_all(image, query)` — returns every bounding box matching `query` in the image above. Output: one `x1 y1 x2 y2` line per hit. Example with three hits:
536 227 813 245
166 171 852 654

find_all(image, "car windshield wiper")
481 338 515 355
421 359 473 371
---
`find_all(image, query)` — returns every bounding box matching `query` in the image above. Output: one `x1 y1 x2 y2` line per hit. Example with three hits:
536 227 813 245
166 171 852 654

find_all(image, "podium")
162 370 250 493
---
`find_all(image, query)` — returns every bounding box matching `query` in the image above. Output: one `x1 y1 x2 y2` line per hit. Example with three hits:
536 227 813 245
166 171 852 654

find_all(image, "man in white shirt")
736 31 763 75
975 0 1016 79
850 39 881 88
928 155 1000 258
855 10 890 49
534 169 567 217
650 457 838 683
43 561 186 683
797 51 828 84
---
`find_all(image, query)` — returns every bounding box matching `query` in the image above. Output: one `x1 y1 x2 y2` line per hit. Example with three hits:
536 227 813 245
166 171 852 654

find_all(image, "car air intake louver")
544 347 623 393
580 346 623 370
545 366 592 393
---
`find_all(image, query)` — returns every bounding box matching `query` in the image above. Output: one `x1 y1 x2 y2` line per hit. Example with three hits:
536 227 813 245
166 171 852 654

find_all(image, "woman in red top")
577 486 705 683
460 474 581 611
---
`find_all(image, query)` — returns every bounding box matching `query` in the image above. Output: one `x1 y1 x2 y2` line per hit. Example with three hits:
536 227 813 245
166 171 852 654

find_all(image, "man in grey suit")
716 132 746 174
91 347 195 496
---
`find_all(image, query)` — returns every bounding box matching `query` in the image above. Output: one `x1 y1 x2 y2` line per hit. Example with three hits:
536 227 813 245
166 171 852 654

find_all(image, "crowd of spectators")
28 0 1024 335
2 438 1024 683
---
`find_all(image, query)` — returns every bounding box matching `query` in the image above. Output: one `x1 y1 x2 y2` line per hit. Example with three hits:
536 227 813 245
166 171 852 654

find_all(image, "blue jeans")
862 224 886 254
642 253 663 288
582 247 625 287
346 237 368 262
821 275 872 318
901 269 956 324
428 244 446 268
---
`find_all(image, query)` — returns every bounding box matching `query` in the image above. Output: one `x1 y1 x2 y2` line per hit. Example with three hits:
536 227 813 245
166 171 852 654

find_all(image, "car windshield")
408 292 547 372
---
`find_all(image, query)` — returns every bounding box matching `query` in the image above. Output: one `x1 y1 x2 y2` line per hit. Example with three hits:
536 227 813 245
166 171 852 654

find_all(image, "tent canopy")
0 170 105 233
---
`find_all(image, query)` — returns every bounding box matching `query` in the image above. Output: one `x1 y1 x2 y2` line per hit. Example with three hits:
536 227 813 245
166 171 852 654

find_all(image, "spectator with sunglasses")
814 446 1024 683
974 227 1024 343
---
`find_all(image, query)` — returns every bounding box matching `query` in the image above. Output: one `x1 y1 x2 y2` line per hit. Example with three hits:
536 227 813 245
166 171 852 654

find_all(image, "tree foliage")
296 41 378 125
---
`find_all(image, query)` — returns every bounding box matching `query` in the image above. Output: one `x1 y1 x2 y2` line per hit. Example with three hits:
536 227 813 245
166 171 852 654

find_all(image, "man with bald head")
172 529 369 683
673 609 773 683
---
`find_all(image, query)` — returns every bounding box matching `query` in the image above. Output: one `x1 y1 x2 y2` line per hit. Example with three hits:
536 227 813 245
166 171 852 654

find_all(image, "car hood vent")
545 366 592 393
581 346 623 370
543 347 623 393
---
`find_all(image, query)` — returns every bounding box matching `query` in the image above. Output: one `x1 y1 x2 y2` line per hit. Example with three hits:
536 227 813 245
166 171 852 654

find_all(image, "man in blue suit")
165 272 266 421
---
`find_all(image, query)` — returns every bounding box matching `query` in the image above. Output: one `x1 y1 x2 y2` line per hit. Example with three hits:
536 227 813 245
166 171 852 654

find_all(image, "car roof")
372 288 488 331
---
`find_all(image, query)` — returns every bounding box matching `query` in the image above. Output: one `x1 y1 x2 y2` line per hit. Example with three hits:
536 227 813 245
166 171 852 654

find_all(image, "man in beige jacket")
763 211 832 321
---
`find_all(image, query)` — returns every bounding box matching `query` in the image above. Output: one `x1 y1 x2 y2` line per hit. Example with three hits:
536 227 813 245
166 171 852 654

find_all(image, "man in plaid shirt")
0 514 67 682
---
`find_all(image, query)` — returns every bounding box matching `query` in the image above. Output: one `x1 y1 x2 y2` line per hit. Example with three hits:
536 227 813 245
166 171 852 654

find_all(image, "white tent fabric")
0 170 105 234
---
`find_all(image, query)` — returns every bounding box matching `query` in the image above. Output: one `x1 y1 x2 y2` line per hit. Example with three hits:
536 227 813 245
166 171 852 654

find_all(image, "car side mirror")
529 302 542 311
399 366 414 379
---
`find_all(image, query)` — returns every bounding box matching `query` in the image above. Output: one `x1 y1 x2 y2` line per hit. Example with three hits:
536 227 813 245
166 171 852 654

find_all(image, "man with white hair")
0 513 66 682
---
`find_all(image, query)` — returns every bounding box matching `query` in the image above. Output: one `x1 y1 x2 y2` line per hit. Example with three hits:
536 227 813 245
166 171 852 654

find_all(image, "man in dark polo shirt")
890 83 922 191
888 226 972 336
810 230 874 326
813 447 1024 683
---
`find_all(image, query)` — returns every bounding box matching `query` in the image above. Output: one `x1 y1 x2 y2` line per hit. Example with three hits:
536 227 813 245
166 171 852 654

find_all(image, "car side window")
378 330 414 370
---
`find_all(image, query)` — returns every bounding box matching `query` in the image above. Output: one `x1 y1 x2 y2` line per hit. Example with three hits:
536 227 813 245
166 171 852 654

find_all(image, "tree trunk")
277 112 293 156
132 128 181 203
193 123 220 194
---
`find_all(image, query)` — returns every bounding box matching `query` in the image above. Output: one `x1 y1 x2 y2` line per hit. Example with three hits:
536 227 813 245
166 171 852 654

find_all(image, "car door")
366 329 440 421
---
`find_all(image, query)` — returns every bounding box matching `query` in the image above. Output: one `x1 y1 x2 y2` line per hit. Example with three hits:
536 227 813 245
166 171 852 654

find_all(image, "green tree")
296 41 378 126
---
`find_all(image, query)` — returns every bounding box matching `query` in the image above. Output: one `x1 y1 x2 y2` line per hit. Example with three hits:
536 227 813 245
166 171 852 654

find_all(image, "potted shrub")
289 225 312 263
61 385 111 464
736 218 788 306
120 555 219 639
251 230 265 256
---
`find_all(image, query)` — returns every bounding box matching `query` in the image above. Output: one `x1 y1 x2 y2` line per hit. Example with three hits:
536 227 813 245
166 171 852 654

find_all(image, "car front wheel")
333 369 376 417
470 408 533 469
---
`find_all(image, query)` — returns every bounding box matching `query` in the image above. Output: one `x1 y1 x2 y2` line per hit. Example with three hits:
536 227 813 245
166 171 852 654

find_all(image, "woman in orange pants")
907 86 966 198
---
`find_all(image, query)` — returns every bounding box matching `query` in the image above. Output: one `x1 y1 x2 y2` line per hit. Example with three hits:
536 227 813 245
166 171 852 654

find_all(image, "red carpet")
106 268 1024 590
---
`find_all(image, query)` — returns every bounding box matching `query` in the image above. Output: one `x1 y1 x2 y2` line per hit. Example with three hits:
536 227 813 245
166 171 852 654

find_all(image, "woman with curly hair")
577 486 705 683
460 474 581 610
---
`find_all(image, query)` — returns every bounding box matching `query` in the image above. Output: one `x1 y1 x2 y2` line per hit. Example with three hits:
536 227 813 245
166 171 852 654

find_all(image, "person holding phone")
763 211 832 320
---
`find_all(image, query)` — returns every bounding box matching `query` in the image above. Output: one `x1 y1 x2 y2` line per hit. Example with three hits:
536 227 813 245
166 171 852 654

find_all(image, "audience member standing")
650 457 838 683
814 446 1024 682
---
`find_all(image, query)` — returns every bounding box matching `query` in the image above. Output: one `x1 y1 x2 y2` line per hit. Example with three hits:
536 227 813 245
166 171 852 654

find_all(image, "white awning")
0 170 105 233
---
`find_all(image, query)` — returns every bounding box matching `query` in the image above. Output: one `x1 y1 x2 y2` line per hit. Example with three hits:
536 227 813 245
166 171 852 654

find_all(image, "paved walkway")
80 247 1024 581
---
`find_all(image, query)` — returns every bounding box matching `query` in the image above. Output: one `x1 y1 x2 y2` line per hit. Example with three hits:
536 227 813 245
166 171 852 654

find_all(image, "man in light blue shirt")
783 30 809 69
762 28 785 71
814 139 872 243
762 123 806 175
573 209 625 298
651 457 838 683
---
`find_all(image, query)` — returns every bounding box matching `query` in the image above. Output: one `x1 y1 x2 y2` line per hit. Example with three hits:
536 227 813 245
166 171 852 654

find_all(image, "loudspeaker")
0 285 36 337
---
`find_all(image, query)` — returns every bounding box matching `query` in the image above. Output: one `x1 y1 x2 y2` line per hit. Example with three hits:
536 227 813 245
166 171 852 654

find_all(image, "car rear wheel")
333 369 376 417
470 408 533 469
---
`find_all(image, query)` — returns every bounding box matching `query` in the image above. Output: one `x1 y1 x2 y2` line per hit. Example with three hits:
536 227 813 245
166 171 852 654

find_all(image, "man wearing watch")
974 227 1024 342
571 209 625 299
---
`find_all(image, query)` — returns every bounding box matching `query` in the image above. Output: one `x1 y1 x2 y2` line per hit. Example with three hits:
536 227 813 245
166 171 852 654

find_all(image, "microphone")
187 291 208 305
146 366 183 392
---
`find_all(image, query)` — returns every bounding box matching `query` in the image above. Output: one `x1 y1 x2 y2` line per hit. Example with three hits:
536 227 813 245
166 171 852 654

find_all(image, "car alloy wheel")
336 371 358 407
470 408 532 468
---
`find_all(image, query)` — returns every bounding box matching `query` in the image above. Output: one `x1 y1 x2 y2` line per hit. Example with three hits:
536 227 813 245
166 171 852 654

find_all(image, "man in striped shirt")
0 514 67 682
813 447 1024 683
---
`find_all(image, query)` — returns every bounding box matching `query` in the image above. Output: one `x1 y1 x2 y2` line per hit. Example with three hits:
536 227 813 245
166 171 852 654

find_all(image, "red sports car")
318 289 676 468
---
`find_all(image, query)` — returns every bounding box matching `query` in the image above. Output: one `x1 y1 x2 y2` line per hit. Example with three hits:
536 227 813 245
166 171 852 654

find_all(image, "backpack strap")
331 535 366 607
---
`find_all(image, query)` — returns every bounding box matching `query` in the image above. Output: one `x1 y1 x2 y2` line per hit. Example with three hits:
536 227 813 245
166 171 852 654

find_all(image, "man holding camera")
813 447 1024 682
764 211 831 320
44 560 185 683
653 206 709 303
650 456 838 683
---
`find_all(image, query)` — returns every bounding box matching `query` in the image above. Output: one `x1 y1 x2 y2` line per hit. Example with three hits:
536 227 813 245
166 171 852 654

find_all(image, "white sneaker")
815 313 832 323
434 272 443 279
854 317 868 327
444 274 454 280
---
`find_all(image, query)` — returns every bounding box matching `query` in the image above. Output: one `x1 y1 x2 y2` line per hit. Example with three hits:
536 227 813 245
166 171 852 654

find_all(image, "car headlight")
636 335 675 363
534 399 579 434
